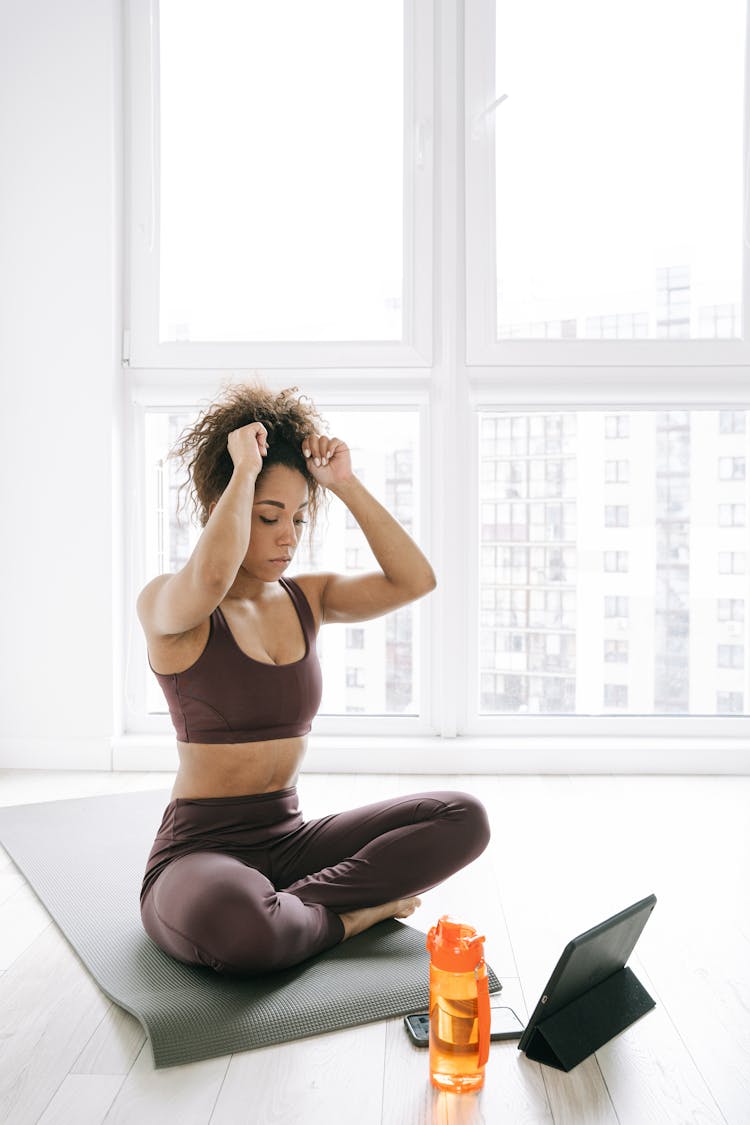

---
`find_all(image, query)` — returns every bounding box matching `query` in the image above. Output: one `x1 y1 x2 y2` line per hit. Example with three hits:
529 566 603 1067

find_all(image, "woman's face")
242 463 310 581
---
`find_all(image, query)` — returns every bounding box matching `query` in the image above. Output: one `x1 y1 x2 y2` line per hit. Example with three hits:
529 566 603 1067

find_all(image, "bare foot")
338 896 422 941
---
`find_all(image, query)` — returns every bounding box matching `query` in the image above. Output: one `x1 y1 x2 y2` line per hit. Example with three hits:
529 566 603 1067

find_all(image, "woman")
137 383 490 975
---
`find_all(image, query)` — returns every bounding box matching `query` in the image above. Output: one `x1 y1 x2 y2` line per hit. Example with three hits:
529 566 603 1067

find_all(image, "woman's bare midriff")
170 735 308 799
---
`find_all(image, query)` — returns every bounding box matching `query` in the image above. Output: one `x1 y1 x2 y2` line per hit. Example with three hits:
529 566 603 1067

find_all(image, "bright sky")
159 0 403 341
494 0 745 327
157 0 745 340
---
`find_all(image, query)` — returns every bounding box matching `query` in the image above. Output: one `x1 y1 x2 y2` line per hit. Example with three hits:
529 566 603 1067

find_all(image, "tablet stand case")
522 966 655 1072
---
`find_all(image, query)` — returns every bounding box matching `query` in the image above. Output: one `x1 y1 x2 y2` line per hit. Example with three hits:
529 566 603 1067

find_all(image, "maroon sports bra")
149 577 323 744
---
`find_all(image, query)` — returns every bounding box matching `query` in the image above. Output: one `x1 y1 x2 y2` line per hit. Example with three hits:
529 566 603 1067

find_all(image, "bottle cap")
426 915 486 971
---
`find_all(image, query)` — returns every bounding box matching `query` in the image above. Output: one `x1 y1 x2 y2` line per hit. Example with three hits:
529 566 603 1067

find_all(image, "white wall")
0 0 122 768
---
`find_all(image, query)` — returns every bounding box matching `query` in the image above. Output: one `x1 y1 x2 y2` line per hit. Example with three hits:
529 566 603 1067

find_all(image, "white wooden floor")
0 770 748 1125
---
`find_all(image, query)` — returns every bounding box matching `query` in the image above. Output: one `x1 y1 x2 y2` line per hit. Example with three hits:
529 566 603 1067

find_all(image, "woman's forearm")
328 476 436 596
191 466 258 588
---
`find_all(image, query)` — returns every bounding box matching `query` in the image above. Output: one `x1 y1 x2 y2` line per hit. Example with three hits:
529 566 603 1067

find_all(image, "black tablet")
518 894 657 1056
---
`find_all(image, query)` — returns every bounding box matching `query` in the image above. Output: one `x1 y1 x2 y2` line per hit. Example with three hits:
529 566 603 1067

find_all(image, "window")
465 0 748 364
128 0 433 367
160 2 405 341
605 415 630 440
346 628 366 650
604 684 629 709
290 409 424 720
605 461 630 484
718 645 745 670
137 406 424 725
717 600 745 623
702 305 740 338
720 412 747 434
717 692 744 713
719 457 746 481
475 410 750 719
718 504 746 527
604 506 629 528
605 639 629 664
604 596 630 620
346 667 366 688
604 552 629 573
719 553 747 575
126 2 750 753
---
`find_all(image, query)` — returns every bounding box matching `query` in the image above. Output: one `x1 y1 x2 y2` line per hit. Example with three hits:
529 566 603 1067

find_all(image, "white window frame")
122 372 435 741
125 0 434 369
118 0 750 772
464 0 750 370
465 399 750 757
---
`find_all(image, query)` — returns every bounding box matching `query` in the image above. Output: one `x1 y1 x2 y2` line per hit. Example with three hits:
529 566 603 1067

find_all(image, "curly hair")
170 381 327 531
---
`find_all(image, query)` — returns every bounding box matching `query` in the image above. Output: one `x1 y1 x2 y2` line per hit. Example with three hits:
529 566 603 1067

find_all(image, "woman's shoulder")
286 572 333 633
136 571 217 660
138 597 212 677
136 573 171 624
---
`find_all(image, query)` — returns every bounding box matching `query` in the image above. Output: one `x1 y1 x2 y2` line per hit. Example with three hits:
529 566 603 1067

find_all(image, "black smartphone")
403 1004 525 1047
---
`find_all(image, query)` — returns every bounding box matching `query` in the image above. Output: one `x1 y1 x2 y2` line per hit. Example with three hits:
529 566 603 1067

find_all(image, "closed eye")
259 516 307 526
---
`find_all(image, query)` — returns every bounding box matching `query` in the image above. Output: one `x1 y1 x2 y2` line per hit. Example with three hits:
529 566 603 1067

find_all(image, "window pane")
144 408 420 718
143 410 199 717
159 0 404 342
478 409 749 715
494 1 745 340
295 411 420 716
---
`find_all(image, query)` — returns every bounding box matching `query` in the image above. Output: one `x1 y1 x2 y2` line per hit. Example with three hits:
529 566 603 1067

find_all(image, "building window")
719 553 747 575
605 506 629 527
604 639 629 664
717 645 744 670
604 684 629 708
604 596 629 619
587 312 649 339
717 692 744 714
719 412 746 434
605 415 630 439
718 457 746 481
717 599 745 623
719 503 746 527
699 304 740 338
656 266 691 339
605 460 630 483
604 551 629 573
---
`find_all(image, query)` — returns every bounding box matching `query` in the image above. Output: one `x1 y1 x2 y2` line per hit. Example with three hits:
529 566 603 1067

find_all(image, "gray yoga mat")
0 788 500 1068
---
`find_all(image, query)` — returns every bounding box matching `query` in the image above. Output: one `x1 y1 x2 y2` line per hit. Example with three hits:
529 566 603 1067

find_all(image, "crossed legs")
140 790 490 975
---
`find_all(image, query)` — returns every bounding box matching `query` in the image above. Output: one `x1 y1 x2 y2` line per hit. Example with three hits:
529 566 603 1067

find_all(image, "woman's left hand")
302 434 353 488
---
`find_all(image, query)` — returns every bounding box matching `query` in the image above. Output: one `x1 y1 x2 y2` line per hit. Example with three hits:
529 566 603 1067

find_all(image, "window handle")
472 94 509 140
416 118 432 169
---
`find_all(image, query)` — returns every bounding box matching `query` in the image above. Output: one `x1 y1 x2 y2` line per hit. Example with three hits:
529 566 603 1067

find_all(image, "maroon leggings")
140 787 490 976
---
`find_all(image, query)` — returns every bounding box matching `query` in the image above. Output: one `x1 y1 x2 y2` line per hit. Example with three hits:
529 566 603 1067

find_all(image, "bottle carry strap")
476 966 491 1068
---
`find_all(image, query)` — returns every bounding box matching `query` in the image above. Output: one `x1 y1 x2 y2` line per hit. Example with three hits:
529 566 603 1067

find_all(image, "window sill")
111 732 750 775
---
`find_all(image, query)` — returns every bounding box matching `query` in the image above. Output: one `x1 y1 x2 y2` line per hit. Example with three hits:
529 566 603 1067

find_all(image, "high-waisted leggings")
140 787 490 976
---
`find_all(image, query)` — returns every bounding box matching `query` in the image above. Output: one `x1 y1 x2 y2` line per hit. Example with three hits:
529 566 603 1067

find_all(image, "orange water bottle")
426 915 491 1092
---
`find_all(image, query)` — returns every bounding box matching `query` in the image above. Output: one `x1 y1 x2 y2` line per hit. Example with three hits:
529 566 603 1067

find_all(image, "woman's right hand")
227 422 268 475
